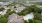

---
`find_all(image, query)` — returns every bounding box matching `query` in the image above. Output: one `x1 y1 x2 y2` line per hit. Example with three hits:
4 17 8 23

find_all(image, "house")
0 6 7 15
40 12 42 19
0 11 2 15
7 6 14 11
14 4 26 13
7 13 24 23
0 9 7 15
0 2 10 5
24 3 34 6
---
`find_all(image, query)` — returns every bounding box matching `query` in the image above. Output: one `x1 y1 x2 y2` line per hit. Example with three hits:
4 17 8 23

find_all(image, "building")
0 6 7 15
0 2 10 5
24 3 34 6
7 13 24 23
14 4 26 12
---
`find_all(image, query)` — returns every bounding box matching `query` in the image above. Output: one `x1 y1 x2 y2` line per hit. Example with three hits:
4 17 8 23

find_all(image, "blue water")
24 12 34 21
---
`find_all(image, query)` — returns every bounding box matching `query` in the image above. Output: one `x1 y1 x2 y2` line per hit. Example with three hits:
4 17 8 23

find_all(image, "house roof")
7 13 24 23
14 4 26 12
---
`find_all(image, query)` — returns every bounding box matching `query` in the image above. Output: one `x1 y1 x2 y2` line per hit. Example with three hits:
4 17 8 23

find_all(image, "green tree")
0 8 4 11
33 20 42 23
0 9 16 23
28 19 33 23
34 12 41 20
0 18 7 23
24 20 28 23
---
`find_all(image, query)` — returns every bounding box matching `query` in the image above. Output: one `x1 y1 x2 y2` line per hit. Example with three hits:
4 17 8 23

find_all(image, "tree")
17 9 29 16
0 17 7 23
28 19 33 23
34 8 41 13
33 20 42 23
0 8 4 11
34 12 41 20
0 9 16 23
24 20 28 23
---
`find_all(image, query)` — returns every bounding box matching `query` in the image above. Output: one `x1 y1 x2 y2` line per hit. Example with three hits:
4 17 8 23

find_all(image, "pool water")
23 12 34 21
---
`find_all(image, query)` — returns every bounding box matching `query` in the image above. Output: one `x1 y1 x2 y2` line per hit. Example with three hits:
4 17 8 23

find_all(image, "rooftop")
7 13 24 23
